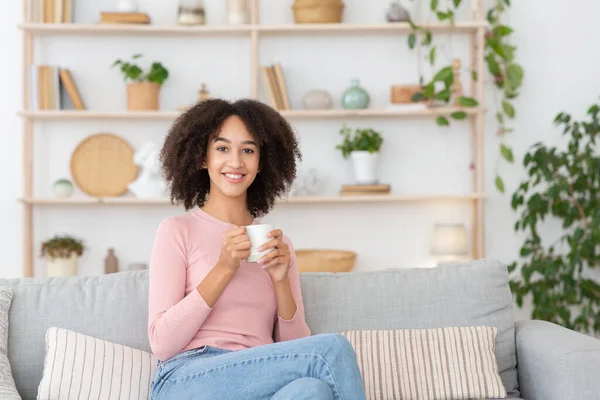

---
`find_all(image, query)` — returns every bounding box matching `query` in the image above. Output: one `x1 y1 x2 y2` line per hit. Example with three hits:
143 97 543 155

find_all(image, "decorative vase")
341 79 370 109
227 0 247 25
178 0 205 25
127 82 160 110
47 253 78 277
350 151 379 184
386 0 410 22
104 248 119 274
52 179 73 198
302 89 332 109
117 0 137 12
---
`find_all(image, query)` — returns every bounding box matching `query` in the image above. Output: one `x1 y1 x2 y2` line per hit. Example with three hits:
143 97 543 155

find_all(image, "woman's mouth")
223 173 245 184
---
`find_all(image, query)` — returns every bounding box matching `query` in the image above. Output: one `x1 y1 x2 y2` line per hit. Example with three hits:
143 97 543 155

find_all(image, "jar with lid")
227 0 247 25
178 0 206 25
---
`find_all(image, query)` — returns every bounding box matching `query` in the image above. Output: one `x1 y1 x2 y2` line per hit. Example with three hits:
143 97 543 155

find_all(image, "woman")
148 98 366 400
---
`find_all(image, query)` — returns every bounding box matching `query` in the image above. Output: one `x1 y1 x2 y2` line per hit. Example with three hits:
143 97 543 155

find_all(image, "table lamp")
430 223 469 266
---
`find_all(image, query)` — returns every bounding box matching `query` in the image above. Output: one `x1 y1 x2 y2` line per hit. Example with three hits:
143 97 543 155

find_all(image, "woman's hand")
257 229 291 283
217 226 252 273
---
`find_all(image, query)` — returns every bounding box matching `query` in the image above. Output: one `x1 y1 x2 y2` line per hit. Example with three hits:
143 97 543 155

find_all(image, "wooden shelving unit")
19 0 488 277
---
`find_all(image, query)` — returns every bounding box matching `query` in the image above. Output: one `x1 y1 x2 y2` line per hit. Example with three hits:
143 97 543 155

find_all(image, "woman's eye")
243 149 255 154
217 147 227 152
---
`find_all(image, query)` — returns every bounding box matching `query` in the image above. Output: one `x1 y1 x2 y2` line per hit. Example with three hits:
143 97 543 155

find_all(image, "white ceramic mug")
245 224 274 262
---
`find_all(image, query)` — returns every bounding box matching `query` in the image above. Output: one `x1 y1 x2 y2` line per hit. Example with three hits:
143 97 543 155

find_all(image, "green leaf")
503 100 516 118
436 11 451 20
506 63 524 90
485 54 501 76
434 66 453 83
501 143 514 162
408 34 416 49
435 89 451 102
487 10 496 24
471 71 478 81
424 82 435 98
493 25 514 37
495 176 505 193
408 18 418 30
411 92 425 102
457 96 479 107
497 112 504 125
503 0 511 5
453 0 462 7
436 116 450 126
429 47 436 65
451 111 467 120
422 31 433 46
431 0 439 10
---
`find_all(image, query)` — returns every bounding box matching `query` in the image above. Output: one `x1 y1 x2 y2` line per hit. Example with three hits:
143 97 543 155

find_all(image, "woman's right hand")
218 226 252 272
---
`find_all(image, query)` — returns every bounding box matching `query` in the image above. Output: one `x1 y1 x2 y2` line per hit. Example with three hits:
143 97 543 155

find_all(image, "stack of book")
29 0 73 23
260 63 290 110
29 65 85 110
340 184 391 196
99 12 151 24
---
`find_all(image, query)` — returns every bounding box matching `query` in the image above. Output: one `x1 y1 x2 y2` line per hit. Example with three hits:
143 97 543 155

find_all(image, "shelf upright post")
23 0 35 277
250 0 259 99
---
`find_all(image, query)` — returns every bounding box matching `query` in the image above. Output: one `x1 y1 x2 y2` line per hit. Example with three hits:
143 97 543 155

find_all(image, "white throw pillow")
37 327 157 400
0 287 21 399
341 326 507 400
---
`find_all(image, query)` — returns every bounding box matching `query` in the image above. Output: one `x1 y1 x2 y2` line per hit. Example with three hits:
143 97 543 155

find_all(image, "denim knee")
272 377 333 400
320 333 356 357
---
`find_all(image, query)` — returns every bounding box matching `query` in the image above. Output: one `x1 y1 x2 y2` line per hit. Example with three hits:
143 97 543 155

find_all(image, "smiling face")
203 115 260 201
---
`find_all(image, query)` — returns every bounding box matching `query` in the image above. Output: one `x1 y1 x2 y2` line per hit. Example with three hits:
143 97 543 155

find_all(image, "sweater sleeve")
274 237 312 342
147 217 213 361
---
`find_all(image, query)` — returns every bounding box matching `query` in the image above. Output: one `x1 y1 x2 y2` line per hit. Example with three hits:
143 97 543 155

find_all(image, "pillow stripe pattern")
0 287 21 399
37 327 157 400
341 326 507 400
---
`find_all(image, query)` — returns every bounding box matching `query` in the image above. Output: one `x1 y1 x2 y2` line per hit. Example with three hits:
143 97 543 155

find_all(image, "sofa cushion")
0 271 150 400
37 327 157 400
299 259 519 397
0 287 21 399
341 327 507 400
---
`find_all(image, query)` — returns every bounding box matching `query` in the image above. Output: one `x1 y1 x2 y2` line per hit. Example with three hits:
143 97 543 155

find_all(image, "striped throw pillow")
37 327 157 400
341 327 507 400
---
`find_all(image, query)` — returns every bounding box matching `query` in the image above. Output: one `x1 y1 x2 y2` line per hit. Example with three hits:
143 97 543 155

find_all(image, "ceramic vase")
52 179 73 198
341 79 370 109
350 151 379 184
47 253 78 277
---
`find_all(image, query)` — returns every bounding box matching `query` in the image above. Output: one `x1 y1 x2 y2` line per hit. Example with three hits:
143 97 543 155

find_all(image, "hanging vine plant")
407 0 523 194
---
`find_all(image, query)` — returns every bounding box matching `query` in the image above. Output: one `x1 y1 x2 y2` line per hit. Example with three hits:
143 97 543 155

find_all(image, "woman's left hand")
257 229 291 283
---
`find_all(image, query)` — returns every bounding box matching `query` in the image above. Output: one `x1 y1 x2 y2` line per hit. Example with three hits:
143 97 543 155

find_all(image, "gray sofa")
1 258 599 400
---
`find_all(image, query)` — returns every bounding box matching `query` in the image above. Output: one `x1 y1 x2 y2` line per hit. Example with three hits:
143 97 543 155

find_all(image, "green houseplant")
509 101 600 335
112 53 169 111
40 235 85 277
336 125 383 184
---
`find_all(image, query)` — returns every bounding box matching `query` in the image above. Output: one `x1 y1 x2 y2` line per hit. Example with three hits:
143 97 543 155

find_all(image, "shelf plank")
256 22 488 35
18 22 487 36
18 107 484 120
18 23 253 36
21 194 485 205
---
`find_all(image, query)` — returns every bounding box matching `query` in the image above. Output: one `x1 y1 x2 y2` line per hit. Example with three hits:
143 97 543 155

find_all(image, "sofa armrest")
515 319 600 400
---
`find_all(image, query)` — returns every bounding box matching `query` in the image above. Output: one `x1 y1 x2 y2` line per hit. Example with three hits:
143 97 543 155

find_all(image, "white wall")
1 0 599 313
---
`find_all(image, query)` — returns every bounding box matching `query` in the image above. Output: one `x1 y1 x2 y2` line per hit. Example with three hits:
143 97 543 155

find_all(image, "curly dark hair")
160 98 302 218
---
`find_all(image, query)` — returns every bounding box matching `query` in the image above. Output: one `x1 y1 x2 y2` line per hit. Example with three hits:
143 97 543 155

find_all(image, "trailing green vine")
407 0 523 194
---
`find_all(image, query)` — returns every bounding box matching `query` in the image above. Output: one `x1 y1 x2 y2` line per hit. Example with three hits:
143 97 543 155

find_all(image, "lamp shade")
431 223 468 256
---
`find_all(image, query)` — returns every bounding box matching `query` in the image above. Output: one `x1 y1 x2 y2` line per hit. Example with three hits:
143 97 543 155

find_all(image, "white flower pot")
350 151 379 184
46 253 78 277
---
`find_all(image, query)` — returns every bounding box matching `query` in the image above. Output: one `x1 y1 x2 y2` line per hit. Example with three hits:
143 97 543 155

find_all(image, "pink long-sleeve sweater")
147 208 312 361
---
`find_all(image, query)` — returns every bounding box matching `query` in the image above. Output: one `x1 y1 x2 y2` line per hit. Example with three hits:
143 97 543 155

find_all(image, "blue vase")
341 79 370 109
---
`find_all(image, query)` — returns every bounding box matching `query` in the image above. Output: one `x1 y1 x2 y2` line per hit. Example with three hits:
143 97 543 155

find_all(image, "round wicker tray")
69 133 138 197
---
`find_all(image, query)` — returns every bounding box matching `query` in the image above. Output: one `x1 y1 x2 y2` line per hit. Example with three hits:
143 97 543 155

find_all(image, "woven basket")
295 249 356 273
292 0 344 23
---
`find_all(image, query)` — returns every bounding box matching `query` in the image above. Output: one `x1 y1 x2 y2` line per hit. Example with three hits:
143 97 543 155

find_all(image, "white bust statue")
128 142 167 198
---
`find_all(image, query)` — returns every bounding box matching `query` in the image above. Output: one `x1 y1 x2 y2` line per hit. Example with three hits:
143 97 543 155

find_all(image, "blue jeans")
151 333 367 400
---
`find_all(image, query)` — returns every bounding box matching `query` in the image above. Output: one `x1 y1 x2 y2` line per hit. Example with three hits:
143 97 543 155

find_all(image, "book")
99 12 151 24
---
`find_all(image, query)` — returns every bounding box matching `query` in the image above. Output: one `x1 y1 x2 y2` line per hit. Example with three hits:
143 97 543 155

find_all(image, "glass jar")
178 0 206 25
227 0 247 25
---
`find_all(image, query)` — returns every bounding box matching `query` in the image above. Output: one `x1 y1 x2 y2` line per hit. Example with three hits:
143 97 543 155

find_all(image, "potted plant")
112 54 169 111
336 124 383 184
40 235 85 277
509 101 600 335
